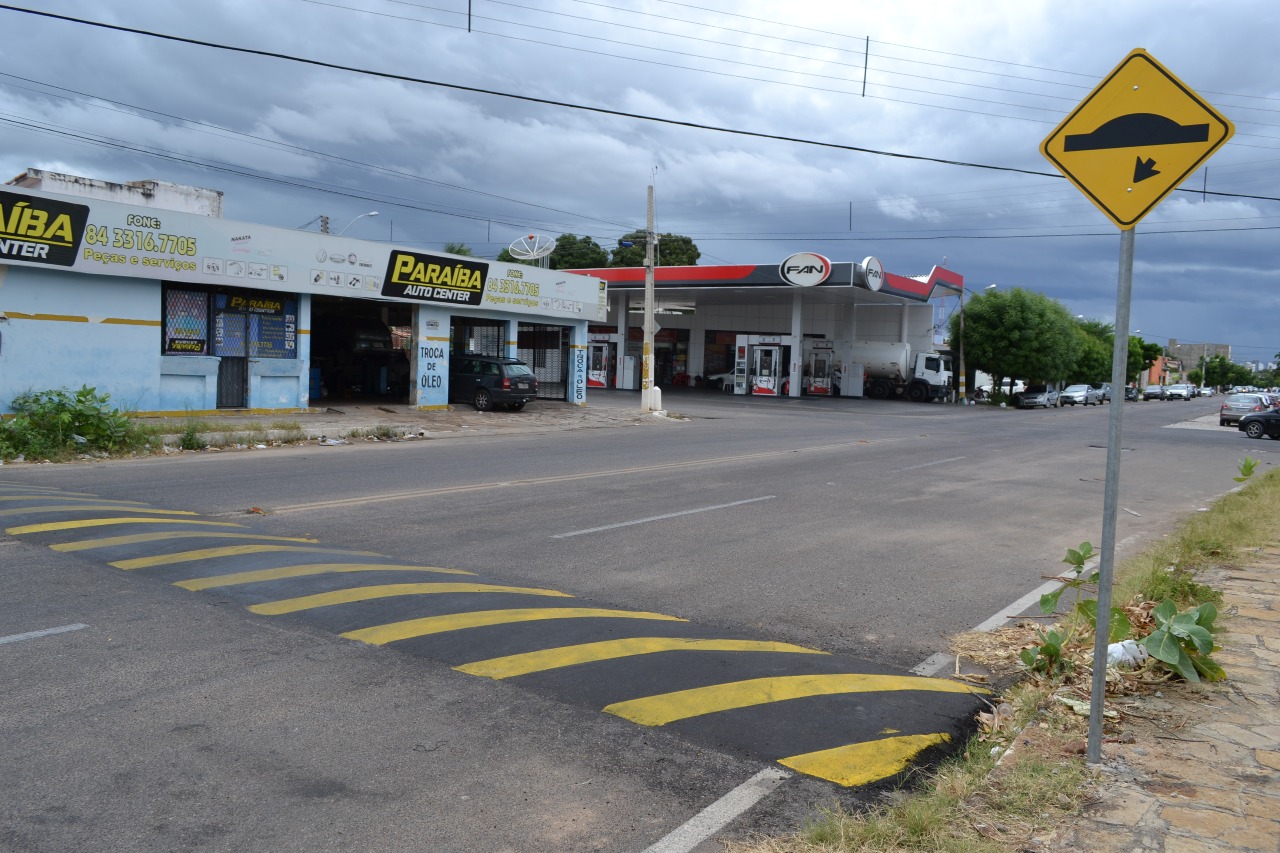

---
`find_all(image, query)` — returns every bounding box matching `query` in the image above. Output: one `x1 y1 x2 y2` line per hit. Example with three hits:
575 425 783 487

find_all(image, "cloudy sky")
2 1 1277 363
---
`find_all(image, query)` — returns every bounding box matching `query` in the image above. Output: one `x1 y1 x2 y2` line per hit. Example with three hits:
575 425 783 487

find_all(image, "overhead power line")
3 3 1277 205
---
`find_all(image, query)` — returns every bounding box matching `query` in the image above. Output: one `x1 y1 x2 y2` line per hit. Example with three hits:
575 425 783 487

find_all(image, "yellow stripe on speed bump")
249 582 573 615
52 531 319 552
779 732 952 787
109 544 382 570
7 518 246 534
175 563 477 591
457 637 828 679
342 608 686 645
604 673 988 726
0 504 197 518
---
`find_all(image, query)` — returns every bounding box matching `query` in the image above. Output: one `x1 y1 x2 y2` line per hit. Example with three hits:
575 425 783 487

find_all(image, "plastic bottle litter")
1106 639 1148 669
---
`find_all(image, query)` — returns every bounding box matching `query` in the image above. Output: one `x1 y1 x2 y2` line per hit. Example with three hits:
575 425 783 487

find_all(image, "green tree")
443 242 474 256
609 231 701 267
549 234 609 270
951 287 1080 392
1069 319 1113 384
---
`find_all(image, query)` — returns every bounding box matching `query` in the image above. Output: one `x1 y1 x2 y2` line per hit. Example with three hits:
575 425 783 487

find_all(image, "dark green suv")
449 354 538 411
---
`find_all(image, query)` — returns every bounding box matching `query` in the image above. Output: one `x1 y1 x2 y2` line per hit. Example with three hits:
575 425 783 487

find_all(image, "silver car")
1015 385 1059 409
1220 393 1268 427
1060 384 1101 406
1165 384 1193 400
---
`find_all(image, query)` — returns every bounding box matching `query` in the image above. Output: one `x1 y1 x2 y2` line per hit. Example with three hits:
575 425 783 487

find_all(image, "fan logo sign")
779 252 831 287
382 250 489 306
0 189 89 267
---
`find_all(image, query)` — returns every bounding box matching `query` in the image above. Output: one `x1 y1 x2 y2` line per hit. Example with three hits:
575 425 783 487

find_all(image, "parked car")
1165 384 1193 400
449 354 539 411
1015 385 1059 409
1239 410 1280 440
1198 387 1216 397
1060 384 1101 406
1142 384 1166 401
1219 393 1268 427
1124 386 1140 401
1091 383 1112 402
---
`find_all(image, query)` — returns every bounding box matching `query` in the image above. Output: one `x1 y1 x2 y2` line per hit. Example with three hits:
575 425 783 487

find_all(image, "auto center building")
0 171 607 415
0 169 964 416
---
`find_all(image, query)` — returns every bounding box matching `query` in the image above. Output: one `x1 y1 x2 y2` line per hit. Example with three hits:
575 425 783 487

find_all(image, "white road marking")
552 496 776 539
898 455 966 471
0 623 88 645
642 766 791 853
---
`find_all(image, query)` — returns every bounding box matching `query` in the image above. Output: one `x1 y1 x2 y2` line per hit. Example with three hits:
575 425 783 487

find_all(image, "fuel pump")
587 341 614 388
804 349 832 395
751 345 783 395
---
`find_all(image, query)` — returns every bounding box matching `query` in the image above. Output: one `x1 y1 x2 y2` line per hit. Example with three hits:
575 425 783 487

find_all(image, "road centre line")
641 767 791 853
0 623 88 645
552 496 776 539
898 455 966 471
248 440 887 515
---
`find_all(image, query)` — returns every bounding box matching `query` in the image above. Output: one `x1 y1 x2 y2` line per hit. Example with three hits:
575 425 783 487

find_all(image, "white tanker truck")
849 341 952 402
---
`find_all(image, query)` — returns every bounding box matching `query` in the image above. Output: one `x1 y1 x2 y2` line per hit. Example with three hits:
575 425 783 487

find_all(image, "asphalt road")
1 392 1264 851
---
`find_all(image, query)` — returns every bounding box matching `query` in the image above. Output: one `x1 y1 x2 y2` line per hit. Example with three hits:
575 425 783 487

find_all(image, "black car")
449 354 538 411
1123 386 1140 401
1239 410 1280 440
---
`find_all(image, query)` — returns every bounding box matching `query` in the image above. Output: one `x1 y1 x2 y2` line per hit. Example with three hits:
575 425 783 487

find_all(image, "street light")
337 211 379 236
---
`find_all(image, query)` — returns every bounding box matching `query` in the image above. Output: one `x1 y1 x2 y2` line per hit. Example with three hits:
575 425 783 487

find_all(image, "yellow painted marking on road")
52 531 318 552
109 544 381 570
342 608 686 646
0 495 146 504
0 504 197 518
457 637 828 679
778 732 952 787
249 583 572 615
175 563 476 591
7 518 245 535
605 674 988 726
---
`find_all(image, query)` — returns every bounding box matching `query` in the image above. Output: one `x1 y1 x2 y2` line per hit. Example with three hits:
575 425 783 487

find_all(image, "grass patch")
345 425 400 440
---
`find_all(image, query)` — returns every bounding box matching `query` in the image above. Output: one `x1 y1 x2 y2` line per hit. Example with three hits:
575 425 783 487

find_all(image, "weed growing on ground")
0 386 158 460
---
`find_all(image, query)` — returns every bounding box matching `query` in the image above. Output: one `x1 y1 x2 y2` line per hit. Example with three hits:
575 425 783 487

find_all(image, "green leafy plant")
1 386 151 460
1019 627 1074 678
1235 456 1258 482
178 423 207 451
1076 599 1132 643
1039 542 1097 614
1138 600 1225 682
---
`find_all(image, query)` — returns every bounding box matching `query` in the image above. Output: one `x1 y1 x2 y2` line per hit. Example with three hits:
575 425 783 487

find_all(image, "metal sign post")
1039 48 1234 763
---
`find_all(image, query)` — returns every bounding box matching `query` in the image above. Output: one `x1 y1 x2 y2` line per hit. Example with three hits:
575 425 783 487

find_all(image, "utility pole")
640 184 660 412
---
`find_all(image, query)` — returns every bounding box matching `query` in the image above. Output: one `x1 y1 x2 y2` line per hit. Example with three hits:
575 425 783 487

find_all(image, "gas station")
572 254 964 399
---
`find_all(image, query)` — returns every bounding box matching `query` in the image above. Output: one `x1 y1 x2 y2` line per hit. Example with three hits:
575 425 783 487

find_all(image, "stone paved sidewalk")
1046 548 1280 852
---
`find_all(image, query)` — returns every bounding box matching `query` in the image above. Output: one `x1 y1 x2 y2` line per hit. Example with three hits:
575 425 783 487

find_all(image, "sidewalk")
1045 547 1280 852
138 397 665 447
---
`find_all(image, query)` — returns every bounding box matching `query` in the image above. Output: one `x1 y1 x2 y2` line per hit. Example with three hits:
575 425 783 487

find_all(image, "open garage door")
518 323 570 401
310 296 411 402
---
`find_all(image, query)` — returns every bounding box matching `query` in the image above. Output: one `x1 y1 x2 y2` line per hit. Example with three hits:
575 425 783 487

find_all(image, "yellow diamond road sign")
1040 48 1234 229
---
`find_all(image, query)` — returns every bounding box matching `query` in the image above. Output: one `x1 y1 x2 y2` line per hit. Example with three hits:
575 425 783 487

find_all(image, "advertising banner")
0 185 607 323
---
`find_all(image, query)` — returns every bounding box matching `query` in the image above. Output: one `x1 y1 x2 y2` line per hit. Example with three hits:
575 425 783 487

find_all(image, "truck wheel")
906 383 928 403
869 382 891 399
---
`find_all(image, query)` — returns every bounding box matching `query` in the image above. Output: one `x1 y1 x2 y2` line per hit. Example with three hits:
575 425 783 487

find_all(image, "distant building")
1167 338 1230 366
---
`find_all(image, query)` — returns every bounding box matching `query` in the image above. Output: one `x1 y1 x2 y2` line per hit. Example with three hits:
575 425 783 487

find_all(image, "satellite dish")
508 234 555 267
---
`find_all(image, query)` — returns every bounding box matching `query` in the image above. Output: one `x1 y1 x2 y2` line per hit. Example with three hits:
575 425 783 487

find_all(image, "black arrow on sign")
1133 156 1160 183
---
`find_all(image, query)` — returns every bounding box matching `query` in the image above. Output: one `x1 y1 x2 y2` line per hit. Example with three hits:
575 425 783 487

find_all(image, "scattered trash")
1122 507 1141 517
1055 693 1119 719
318 436 348 446
1106 639 1148 669
247 507 267 515
71 434 87 444
255 444 267 449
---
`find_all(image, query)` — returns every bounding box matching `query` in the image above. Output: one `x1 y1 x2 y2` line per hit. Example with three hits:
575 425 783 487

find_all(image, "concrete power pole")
640 185 660 412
